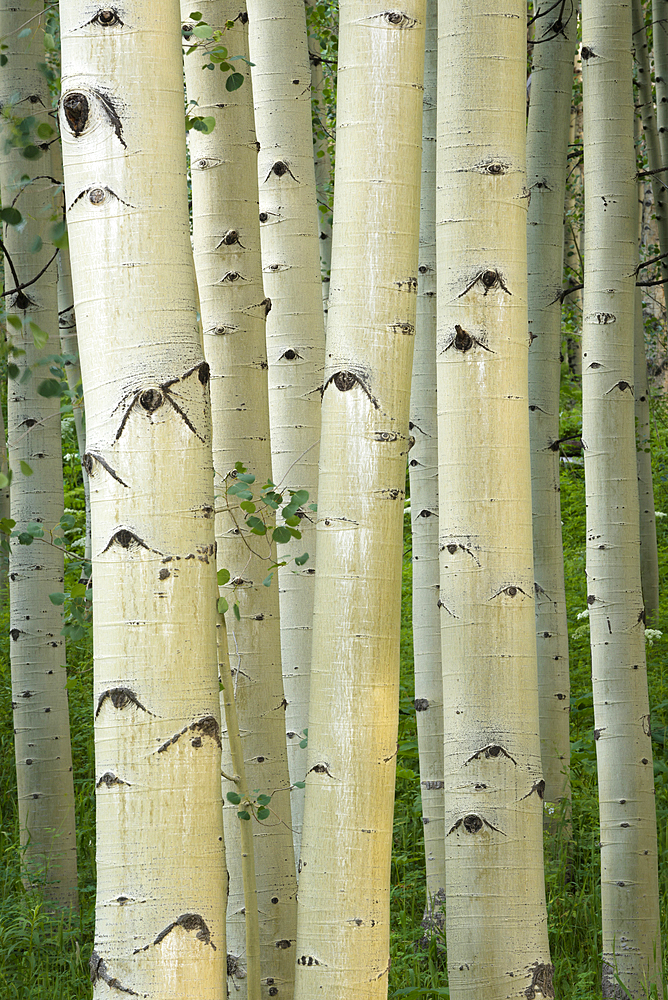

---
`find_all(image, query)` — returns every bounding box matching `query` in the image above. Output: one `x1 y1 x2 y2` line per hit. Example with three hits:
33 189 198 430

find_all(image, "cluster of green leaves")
182 10 246 135
226 789 273 823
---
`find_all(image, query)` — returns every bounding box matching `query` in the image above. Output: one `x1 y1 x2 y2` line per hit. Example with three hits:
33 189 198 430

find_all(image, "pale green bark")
634 288 659 627
581 2 663 994
181 4 297 996
60 1 226 994
246 0 324 860
653 0 668 173
0 0 77 910
526 0 576 813
307 26 332 314
409 0 445 930
437 2 551 996
294 4 425 998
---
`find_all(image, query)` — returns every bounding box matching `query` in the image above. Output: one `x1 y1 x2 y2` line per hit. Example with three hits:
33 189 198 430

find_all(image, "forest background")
0 0 668 998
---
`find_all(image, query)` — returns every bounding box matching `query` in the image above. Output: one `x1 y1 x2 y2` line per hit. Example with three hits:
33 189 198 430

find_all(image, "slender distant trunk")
306 11 333 316
60 2 226 994
581 2 663 994
653 0 668 170
182 4 297 996
247 0 325 861
437 2 552 996
0 0 77 910
409 0 445 932
294 4 425 997
526 0 576 814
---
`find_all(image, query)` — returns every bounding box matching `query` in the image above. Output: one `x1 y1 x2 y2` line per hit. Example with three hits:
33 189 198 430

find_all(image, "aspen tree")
59 2 226 995
437 2 552 996
653 0 668 171
246 0 325 855
305 5 333 314
181 4 297 995
0 0 77 909
409 0 445 930
294 4 425 997
581 1 663 994
526 0 576 814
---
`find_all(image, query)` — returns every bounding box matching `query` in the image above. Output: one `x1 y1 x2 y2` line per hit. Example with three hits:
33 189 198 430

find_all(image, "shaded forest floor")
1 375 668 998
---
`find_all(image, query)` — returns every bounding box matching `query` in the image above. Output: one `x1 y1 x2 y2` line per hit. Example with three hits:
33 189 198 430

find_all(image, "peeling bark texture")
181 3 297 997
437 1 551 996
526 0 576 815
409 0 445 930
0 0 78 910
246 0 325 863
581 1 663 995
60 1 226 995
294 3 425 998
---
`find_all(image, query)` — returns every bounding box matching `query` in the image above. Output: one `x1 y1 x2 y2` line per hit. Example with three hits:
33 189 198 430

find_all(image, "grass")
1 370 668 997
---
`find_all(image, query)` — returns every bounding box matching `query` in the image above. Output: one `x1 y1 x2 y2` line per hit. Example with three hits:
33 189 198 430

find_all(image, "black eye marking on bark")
298 955 323 966
605 380 633 395
489 584 529 600
447 814 504 836
308 761 335 777
95 687 154 718
441 541 480 565
206 323 240 336
265 159 298 182
414 698 429 711
62 92 89 135
280 349 302 361
58 305 76 331
228 953 246 978
219 270 246 283
395 276 418 291
193 155 223 171
458 268 511 297
580 46 596 60
436 598 459 618
465 744 517 765
323 371 381 409
9 629 22 641
585 311 615 325
520 779 545 801
96 771 131 788
68 185 133 212
113 363 209 443
83 451 130 487
90 9 124 27
216 229 245 249
156 715 222 754
101 529 155 554
422 780 444 790
89 951 139 994
388 321 415 335
369 10 417 27
134 913 216 954
373 430 400 442
441 324 494 354
276 939 292 949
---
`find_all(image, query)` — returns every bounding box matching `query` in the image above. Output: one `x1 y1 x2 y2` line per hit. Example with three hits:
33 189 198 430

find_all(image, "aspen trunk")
409 0 445 931
294 4 425 997
60 2 226 995
437 2 552 996
181 4 297 996
634 287 659 626
0 0 77 909
580 2 663 994
653 0 668 172
246 0 325 859
306 15 333 315
526 0 576 814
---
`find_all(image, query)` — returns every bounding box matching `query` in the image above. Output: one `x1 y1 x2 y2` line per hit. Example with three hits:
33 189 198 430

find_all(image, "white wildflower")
645 629 663 646
655 511 666 518
576 609 589 620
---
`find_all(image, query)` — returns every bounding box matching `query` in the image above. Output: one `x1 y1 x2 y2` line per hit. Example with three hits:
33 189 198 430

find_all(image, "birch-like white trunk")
246 0 325 859
437 2 552 996
581 2 663 994
0 0 77 909
294 5 425 998
60 3 226 995
409 0 445 930
526 0 576 813
181 5 297 996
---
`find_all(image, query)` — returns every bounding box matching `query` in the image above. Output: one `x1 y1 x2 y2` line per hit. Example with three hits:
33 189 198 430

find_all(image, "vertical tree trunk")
409 0 445 933
526 0 576 815
437 1 552 996
581 1 663 994
246 0 325 860
60 2 226 994
294 4 425 997
181 4 297 996
0 0 78 910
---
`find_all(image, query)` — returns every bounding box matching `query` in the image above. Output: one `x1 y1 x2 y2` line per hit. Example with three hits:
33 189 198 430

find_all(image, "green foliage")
182 9 250 110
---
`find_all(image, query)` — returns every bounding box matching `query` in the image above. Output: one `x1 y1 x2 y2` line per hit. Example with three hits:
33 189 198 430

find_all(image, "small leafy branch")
226 788 273 823
217 461 315 620
183 9 249 134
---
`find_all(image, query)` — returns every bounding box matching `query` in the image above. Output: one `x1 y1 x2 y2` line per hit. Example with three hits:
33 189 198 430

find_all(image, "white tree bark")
294 4 425 998
60 2 226 994
581 1 663 994
437 1 552 996
0 0 77 910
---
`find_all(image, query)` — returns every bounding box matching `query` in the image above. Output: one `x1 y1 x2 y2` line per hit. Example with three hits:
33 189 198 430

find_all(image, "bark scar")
156 715 222 754
133 913 216 954
95 687 154 718
465 744 517 765
112 363 209 443
89 950 142 994
83 451 129 487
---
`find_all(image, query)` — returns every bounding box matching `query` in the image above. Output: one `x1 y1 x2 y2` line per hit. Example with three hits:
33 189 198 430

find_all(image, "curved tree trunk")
294 4 425 997
437 1 552 996
581 1 663 994
60 2 226 994
0 0 77 910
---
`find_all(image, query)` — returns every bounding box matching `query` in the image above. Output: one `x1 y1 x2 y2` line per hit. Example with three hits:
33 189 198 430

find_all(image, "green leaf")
217 568 231 586
29 321 48 348
236 472 255 484
257 794 271 806
37 123 53 139
272 526 292 545
61 514 76 528
289 489 309 506
234 461 247 473
0 473 7 489
294 552 309 566
18 27 31 38
240 500 256 513
64 677 77 690
49 592 66 605
189 10 203 18
0 55 7 66
37 378 61 398
50 220 68 249
284 514 301 527
233 602 241 621
20 461 33 476
262 572 274 588
0 206 22 226
294 780 305 789
257 807 270 820
226 72 244 92
21 144 41 160
29 234 43 253
193 23 213 37
226 791 242 804
299 739 308 749
44 33 55 51
217 596 229 614
237 810 251 821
